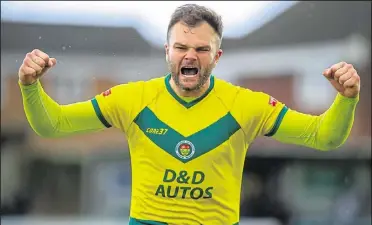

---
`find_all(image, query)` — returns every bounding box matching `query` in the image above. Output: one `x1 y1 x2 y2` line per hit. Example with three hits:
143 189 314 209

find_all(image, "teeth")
181 67 199 76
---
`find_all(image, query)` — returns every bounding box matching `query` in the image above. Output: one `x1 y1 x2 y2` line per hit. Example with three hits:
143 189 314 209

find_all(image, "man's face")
165 21 223 92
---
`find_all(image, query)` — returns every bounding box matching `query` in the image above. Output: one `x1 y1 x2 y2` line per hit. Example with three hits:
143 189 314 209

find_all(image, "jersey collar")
164 74 215 109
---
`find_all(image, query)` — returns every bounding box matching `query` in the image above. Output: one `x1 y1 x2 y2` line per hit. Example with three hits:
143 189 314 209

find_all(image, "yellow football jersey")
92 74 287 225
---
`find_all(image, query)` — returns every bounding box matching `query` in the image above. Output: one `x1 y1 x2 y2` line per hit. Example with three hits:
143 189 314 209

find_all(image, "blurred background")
1 1 371 225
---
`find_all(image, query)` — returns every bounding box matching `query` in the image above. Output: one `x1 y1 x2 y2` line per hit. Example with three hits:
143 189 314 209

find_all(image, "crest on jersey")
175 140 195 159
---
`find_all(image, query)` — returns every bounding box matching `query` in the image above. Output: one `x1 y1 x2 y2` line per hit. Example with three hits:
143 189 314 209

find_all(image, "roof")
1 1 370 54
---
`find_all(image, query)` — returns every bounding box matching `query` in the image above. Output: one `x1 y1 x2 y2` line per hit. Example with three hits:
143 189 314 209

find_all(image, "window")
52 76 90 104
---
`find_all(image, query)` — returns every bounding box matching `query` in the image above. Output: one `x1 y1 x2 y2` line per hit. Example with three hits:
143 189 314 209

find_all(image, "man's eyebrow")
174 42 187 47
196 45 211 49
173 43 211 49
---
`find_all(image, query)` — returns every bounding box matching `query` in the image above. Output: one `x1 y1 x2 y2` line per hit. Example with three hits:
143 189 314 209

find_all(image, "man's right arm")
20 80 106 138
18 49 108 138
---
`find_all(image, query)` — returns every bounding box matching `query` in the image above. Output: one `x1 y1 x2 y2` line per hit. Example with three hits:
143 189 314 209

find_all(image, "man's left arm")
270 62 360 150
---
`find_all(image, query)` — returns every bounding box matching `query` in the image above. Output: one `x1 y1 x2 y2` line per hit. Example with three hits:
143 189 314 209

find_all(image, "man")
19 4 360 225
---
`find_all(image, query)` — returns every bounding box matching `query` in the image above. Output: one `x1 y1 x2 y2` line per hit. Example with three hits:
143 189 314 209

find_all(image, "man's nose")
184 48 197 61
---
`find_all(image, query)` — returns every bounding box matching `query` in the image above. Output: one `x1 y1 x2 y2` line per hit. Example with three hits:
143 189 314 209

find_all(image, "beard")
167 60 214 92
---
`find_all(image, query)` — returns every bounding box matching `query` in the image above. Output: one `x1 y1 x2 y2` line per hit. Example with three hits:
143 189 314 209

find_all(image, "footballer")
18 4 360 225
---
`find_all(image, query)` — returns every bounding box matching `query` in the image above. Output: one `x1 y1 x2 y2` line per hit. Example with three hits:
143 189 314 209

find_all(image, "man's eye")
176 46 186 50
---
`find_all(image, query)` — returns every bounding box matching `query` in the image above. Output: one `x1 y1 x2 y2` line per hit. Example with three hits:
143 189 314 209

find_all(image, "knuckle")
23 58 31 66
33 49 42 55
37 58 46 66
33 49 49 60
42 53 49 60
25 56 33 63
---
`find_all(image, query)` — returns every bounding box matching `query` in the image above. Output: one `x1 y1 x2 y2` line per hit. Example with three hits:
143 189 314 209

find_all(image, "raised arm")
18 49 106 138
272 62 360 150
272 93 358 150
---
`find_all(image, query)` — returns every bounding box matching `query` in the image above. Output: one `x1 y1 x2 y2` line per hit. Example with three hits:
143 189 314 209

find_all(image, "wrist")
18 79 40 88
336 92 359 104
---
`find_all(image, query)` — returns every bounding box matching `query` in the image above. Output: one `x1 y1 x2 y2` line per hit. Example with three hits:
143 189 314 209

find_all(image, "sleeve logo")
102 89 112 97
269 96 277 107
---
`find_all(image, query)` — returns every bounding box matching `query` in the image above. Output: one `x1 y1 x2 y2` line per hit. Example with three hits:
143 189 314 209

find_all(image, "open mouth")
181 66 199 76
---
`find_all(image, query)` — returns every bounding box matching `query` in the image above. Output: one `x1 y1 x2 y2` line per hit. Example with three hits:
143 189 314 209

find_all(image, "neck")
169 77 211 98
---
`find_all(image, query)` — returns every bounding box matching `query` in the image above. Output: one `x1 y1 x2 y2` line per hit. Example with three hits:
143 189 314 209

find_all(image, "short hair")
167 4 223 43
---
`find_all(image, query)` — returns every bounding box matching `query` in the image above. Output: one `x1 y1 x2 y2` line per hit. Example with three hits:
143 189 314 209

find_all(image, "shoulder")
212 77 241 106
213 77 274 109
143 76 166 91
213 77 265 104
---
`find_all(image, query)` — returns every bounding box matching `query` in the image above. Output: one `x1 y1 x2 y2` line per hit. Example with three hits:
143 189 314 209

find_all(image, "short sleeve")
92 81 144 132
261 95 288 137
232 87 288 141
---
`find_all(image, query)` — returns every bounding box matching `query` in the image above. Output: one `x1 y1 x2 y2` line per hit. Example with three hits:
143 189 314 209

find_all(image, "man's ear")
214 49 223 66
164 43 169 62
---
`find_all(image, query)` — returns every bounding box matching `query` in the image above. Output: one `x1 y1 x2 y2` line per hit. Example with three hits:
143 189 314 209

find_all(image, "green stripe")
165 74 215 108
134 107 241 163
91 98 112 128
129 217 238 225
129 217 167 225
265 106 288 137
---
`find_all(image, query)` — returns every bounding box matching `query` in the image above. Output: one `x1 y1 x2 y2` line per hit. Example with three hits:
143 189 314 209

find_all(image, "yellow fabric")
179 96 197 103
20 75 358 224
93 75 286 224
19 80 105 137
273 93 359 150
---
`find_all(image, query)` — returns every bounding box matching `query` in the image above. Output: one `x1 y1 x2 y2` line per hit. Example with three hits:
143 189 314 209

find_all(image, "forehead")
169 21 217 46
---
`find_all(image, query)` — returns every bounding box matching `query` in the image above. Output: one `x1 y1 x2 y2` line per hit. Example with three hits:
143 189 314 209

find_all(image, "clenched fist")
18 49 57 85
323 62 360 98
